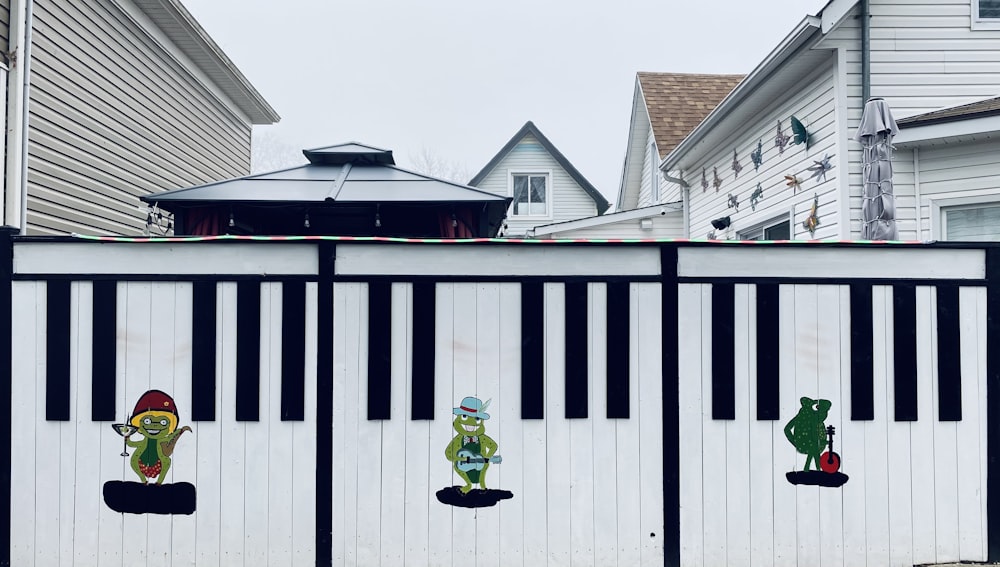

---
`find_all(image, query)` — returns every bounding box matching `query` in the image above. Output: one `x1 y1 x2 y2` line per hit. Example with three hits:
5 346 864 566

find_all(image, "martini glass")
111 423 137 457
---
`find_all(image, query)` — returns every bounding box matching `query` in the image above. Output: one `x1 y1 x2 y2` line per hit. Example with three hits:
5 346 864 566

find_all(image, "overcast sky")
183 0 824 205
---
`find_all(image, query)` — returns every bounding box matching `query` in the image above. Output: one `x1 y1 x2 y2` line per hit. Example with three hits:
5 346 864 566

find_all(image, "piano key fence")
0 231 997 567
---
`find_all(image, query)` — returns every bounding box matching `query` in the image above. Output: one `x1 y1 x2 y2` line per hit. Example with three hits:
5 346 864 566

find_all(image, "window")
511 174 548 216
738 215 792 241
942 203 1000 241
972 0 1000 28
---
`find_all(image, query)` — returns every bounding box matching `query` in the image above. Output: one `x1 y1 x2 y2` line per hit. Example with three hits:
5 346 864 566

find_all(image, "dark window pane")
765 221 791 240
513 176 529 215
982 0 1000 18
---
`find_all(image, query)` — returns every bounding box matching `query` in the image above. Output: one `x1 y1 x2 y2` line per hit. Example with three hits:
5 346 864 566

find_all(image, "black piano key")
191 281 217 422
411 282 436 420
521 282 544 419
565 282 588 419
850 284 874 421
367 281 392 420
91 281 117 421
660 245 680 567
281 281 306 421
936 284 962 421
756 284 780 420
894 284 918 421
236 281 261 422
46 280 71 421
607 281 630 419
712 283 736 420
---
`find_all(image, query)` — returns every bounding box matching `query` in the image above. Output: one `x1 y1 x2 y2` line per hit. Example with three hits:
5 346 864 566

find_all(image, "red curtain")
438 208 476 238
186 207 222 236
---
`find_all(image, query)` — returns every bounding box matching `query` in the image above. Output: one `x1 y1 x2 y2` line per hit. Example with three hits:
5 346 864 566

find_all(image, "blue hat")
453 396 490 420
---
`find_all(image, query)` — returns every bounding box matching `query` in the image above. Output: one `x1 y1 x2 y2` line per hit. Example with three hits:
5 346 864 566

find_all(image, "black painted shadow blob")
786 470 849 488
436 486 513 508
103 481 197 515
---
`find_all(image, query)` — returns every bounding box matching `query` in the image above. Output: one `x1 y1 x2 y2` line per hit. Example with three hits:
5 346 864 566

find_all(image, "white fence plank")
748 285 775 567
677 284 703 567
911 286 937 564
292 282 319 566
170 282 197 567
10 282 37 566
726 284 751 567
816 285 844 567
793 285 821 567
545 283 572 567
590 284 617 567
355 283 381 567
427 283 455 567
73 282 101 567
195 283 224 567
475 283 502 567
865 287 891 567
497 283 524 567
450 283 477 562
772 284 797 567
218 282 245 567
701 285 727 567
569 284 595 567
957 286 986 561
379 284 408 567
839 285 867 567
121 282 152 566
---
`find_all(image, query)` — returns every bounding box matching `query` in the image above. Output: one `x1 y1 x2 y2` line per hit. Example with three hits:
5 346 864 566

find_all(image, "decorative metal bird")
727 192 740 212
750 183 763 211
731 149 742 178
701 168 709 192
784 174 803 192
713 167 723 192
750 140 763 171
806 154 834 183
790 116 810 150
802 194 820 236
775 120 791 154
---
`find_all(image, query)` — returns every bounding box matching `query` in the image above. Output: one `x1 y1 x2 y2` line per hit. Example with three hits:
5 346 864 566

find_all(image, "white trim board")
531 204 682 237
13 242 318 275
895 115 1000 147
677 247 985 280
334 244 661 277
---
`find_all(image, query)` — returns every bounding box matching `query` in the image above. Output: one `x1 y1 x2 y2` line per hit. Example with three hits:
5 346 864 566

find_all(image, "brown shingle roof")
638 72 744 158
897 96 1000 127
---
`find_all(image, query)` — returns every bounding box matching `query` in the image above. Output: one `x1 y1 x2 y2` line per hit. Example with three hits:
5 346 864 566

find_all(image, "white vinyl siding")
25 0 252 236
618 86 651 211
473 133 600 237
638 127 655 207
908 136 1000 240
675 58 839 241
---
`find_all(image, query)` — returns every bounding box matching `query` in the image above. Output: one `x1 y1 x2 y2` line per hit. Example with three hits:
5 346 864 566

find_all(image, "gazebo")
141 143 512 238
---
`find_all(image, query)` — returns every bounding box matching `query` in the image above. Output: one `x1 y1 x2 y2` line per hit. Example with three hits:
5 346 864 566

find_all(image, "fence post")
0 225 16 566
987 247 1000 562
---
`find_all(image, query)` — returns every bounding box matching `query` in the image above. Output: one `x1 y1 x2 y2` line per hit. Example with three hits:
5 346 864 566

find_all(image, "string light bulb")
451 213 458 228
304 212 310 229
228 212 235 228
375 205 382 228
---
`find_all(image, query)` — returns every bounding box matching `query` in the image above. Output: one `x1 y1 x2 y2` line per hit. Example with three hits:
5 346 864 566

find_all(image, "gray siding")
25 0 252 235
0 0 9 58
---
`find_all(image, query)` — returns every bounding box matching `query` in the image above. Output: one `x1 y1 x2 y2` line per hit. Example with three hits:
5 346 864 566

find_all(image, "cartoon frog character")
783 396 831 471
124 390 192 485
445 397 501 494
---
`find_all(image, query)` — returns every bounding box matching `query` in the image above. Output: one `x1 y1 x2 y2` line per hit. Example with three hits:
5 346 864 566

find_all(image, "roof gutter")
660 15 821 172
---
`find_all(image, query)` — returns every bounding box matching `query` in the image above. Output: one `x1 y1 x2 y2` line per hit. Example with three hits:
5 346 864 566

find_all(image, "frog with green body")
783 396 831 471
445 397 499 494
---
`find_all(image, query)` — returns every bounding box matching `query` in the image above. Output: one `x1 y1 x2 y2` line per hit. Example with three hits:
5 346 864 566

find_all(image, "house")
0 0 277 236
657 0 1000 242
2 230 998 567
468 121 609 237
141 142 511 238
530 73 740 239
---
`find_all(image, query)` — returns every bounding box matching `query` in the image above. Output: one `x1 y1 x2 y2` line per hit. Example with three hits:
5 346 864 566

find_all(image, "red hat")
131 389 178 421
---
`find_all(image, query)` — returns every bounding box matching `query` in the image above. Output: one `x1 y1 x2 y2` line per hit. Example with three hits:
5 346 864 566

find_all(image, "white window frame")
508 171 553 219
972 0 1000 30
737 211 794 241
930 191 1000 240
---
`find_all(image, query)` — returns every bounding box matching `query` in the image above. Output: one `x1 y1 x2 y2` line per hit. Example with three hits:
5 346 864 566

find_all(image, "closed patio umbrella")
855 97 899 240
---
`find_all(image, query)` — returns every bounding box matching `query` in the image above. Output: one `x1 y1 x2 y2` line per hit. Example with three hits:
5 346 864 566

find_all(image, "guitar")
456 448 502 472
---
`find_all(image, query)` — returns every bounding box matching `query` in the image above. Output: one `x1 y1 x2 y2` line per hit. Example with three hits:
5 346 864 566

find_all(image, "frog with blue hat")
446 396 502 494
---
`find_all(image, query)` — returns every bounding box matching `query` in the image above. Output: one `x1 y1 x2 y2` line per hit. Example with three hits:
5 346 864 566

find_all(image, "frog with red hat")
124 390 192 484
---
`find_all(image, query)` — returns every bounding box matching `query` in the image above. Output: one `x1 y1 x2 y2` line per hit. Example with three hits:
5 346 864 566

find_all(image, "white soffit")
335 244 661 277
821 0 858 33
894 115 1000 147
13 242 318 275
677 247 985 280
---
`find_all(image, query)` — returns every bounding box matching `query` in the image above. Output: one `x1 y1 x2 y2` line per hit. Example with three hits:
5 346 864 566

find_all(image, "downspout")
17 0 32 232
3 0 30 232
861 0 871 104
913 147 922 240
663 171 690 237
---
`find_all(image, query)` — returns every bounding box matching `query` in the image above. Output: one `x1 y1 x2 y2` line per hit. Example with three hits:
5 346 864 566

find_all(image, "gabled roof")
469 121 610 214
897 96 1000 127
133 0 279 124
637 72 744 159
